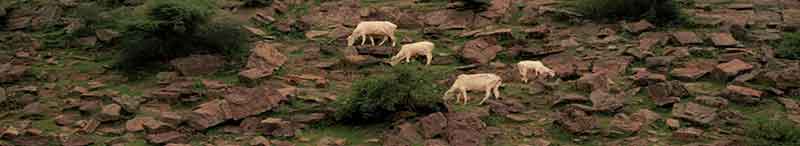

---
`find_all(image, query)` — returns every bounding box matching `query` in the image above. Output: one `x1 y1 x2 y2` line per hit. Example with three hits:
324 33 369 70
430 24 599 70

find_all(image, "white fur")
443 73 502 105
517 60 556 83
347 21 398 47
389 41 435 66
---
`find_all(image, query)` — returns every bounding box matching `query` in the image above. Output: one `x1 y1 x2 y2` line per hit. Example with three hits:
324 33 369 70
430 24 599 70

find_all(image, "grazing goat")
388 41 435 66
443 73 502 105
347 21 397 47
517 60 556 83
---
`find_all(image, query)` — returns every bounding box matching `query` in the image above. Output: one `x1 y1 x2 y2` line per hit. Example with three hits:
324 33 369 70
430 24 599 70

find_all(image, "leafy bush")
334 64 446 123
114 0 248 71
566 0 683 25
745 116 800 146
242 0 272 7
777 32 800 60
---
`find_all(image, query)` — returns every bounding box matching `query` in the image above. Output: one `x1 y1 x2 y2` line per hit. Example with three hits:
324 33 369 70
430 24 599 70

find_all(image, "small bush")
242 0 272 7
745 116 800 146
566 0 683 25
334 64 446 124
114 0 248 71
777 32 800 60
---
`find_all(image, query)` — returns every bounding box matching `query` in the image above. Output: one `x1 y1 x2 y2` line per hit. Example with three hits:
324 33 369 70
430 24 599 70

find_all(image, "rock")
170 55 225 76
396 122 422 143
671 102 717 125
592 56 633 77
186 100 226 129
260 117 296 137
532 138 551 146
611 113 643 133
647 81 689 99
651 96 681 106
250 136 271 146
62 136 93 146
356 46 396 57
713 59 753 80
759 62 800 89
552 93 589 106
305 30 330 39
672 128 703 141
693 96 729 108
486 99 524 115
78 36 97 47
632 69 667 86
666 118 680 129
672 31 703 45
709 33 738 47
631 109 661 125
240 42 288 80
423 139 449 146
576 73 612 92
670 59 717 81
77 119 100 133
555 107 597 134
126 116 167 132
523 24 550 39
98 104 122 122
460 37 503 64
343 55 381 66
419 112 447 138
22 102 48 116
0 63 29 83
543 53 588 78
445 112 485 146
95 29 120 42
188 87 286 129
664 47 691 58
783 9 800 30
625 20 655 33
55 112 80 126
146 131 186 144
589 90 624 112
722 85 763 104
112 95 145 113
645 56 675 68
290 113 325 123
159 111 183 126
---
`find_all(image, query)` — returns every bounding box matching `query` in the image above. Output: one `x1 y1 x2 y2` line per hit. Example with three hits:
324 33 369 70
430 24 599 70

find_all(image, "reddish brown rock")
543 53 588 78
576 73 612 92
97 104 122 122
146 131 186 144
714 59 753 80
460 37 503 64
170 55 224 76
555 107 597 134
611 113 643 133
631 109 661 125
722 85 763 104
709 33 738 47
672 102 717 125
419 112 447 138
694 96 729 108
220 87 286 120
625 20 655 33
589 90 624 112
592 56 633 77
186 100 226 129
672 31 703 45
632 69 667 86
646 81 689 104
0 63 28 83
62 136 93 146
445 112 485 146
672 128 703 141
240 42 287 80
671 59 717 81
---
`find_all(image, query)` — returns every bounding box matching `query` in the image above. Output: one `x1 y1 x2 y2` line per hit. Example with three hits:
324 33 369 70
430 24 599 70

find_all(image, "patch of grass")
483 114 509 126
124 139 153 146
776 32 800 60
744 115 800 146
294 124 385 146
31 118 60 133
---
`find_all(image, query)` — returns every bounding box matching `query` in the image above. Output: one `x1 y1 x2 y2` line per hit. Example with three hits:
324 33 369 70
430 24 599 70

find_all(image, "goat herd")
346 21 557 105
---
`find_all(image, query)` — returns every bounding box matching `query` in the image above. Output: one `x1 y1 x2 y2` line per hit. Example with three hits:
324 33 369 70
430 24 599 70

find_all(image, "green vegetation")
776 32 800 60
114 0 248 72
744 115 800 146
334 64 446 123
565 0 684 25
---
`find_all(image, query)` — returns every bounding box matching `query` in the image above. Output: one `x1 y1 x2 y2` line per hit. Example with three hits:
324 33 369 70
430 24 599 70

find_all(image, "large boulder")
721 85 763 104
459 37 503 64
445 112 485 146
555 107 597 134
713 59 753 80
671 102 717 125
170 55 225 76
187 86 286 129
418 112 447 138
239 42 287 80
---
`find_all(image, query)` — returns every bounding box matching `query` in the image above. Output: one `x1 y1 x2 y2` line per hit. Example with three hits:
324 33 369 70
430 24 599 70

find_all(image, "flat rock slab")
672 31 703 45
710 33 738 47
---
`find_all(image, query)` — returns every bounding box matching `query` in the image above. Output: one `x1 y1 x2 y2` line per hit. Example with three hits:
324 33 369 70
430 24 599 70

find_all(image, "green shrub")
745 116 800 146
242 0 272 7
566 0 683 25
114 0 248 71
334 64 446 124
777 32 800 60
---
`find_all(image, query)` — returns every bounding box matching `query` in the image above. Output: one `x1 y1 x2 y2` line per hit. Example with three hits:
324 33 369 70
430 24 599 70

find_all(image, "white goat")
388 41 435 66
443 73 502 105
347 21 398 47
517 60 556 83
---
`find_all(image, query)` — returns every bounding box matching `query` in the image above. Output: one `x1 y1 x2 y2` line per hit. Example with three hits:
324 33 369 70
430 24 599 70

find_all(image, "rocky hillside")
1 0 800 146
